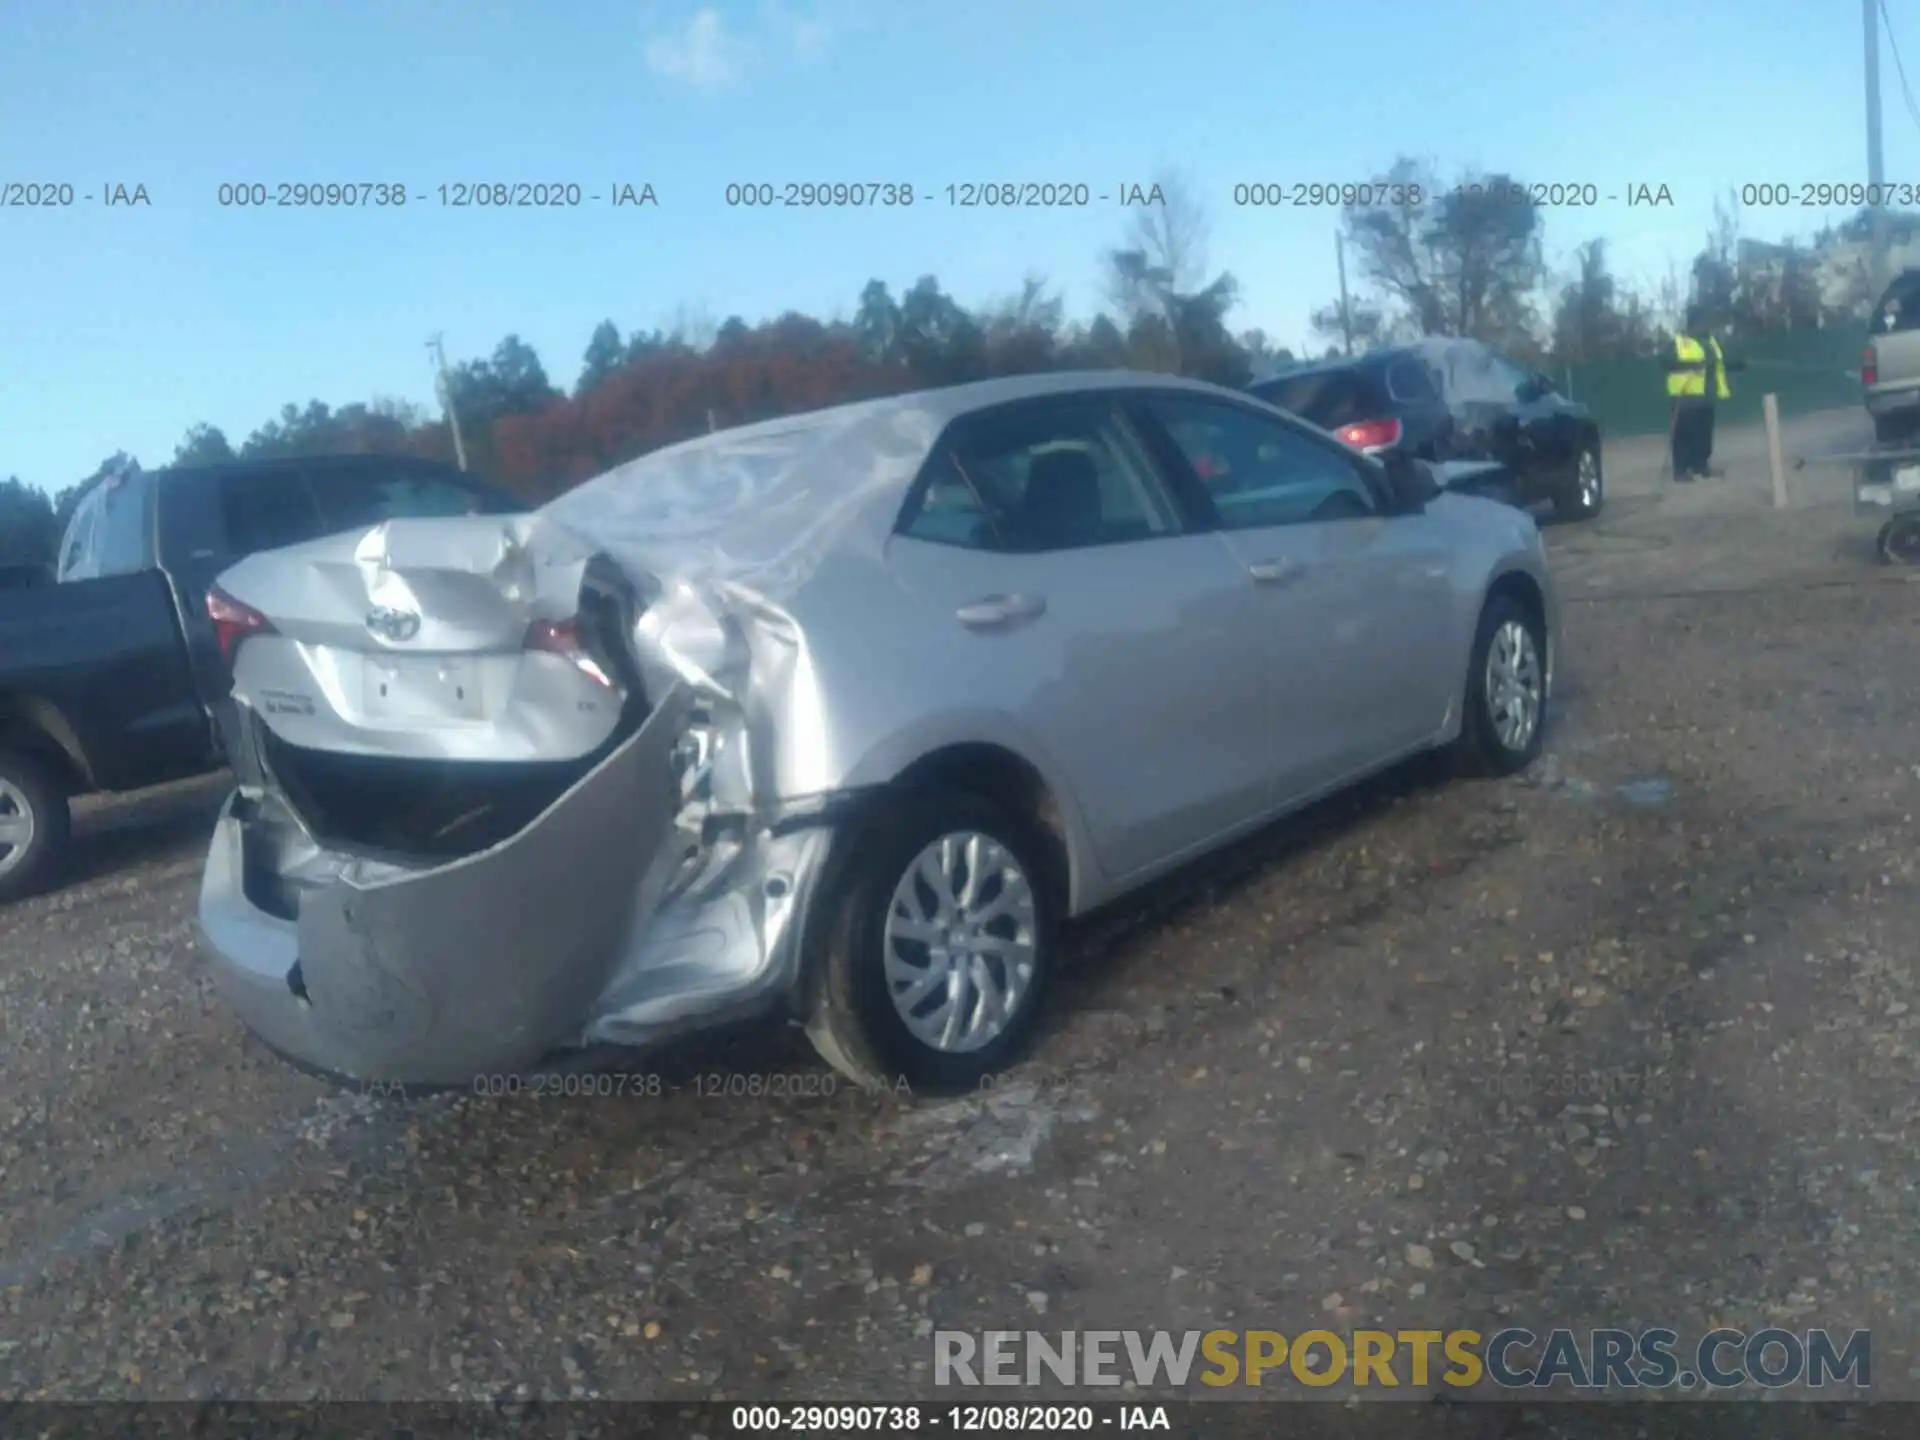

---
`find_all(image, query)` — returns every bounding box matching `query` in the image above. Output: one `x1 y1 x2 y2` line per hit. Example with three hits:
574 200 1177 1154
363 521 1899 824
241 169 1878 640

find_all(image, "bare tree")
1102 168 1245 378
1339 156 1545 350
1111 167 1210 309
1308 298 1392 353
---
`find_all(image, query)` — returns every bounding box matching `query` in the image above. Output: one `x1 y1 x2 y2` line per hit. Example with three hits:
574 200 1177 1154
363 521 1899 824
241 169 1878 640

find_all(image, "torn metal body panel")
201 681 848 1084
202 689 686 1084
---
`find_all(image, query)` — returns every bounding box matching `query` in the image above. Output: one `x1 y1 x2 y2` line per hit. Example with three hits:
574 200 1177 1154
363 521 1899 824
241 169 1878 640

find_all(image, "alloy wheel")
1577 451 1602 511
882 830 1039 1054
0 777 35 881
1485 620 1543 753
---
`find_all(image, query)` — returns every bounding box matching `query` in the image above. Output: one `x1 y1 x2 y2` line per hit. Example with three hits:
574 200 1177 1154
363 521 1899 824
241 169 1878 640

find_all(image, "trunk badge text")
366 606 423 642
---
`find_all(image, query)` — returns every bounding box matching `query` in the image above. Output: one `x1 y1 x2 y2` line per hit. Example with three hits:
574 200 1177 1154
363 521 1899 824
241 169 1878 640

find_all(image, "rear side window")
899 400 1183 553
899 452 996 548
91 471 154 577
1385 358 1441 404
219 472 324 555
310 466 504 531
1875 275 1920 333
57 492 101 580
1252 369 1383 430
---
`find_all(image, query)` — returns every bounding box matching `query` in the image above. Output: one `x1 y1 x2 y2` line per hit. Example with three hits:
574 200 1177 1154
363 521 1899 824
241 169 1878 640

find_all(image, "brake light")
1336 417 1404 452
524 616 613 688
207 585 274 665
1864 346 1879 386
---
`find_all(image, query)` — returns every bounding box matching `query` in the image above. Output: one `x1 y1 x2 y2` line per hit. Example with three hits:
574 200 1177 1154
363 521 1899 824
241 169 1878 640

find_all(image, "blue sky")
0 0 1894 490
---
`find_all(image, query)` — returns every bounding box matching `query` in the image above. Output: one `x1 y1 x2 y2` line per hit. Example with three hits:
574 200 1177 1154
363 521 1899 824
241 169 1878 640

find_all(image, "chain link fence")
1560 325 1869 437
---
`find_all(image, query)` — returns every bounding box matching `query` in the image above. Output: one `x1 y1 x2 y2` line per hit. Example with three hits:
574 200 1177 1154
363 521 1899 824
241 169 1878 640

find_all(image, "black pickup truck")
0 454 521 900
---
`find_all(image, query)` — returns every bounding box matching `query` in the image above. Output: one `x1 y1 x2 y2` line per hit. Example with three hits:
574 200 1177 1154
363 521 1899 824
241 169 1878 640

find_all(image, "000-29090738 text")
727 1404 1123 1431
462 1071 849 1099
1739 181 1920 208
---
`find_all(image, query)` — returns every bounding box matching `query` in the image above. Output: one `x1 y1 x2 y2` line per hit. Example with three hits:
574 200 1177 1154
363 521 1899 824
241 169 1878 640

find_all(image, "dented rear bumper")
197 684 846 1086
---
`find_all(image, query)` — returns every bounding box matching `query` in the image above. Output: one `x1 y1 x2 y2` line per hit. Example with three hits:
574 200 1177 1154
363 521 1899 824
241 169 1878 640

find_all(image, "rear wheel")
804 788 1057 1093
1874 412 1913 448
1878 514 1920 565
0 751 69 903
1448 594 1548 777
1556 445 1604 521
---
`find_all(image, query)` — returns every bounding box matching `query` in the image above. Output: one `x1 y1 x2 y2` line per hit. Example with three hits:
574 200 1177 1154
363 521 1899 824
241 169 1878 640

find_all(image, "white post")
1763 393 1788 509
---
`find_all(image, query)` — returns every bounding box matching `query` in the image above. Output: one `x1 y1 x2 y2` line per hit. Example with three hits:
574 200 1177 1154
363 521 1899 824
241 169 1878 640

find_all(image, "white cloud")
642 2 837 90
765 2 833 63
644 8 748 90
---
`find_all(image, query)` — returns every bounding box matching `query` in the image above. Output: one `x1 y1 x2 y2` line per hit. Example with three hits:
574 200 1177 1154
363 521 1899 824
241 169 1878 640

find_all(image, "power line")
1880 0 1920 136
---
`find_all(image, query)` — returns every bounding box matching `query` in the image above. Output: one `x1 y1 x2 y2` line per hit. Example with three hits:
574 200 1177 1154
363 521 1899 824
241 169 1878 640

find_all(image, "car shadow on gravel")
60 773 229 891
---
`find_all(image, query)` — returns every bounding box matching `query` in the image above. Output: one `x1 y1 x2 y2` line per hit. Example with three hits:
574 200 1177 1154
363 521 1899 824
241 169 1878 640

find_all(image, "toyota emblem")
366 605 422 642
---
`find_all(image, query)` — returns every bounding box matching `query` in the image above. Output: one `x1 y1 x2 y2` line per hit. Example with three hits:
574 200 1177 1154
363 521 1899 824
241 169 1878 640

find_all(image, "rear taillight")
207 585 275 665
1864 346 1879 386
1336 417 1404 452
524 616 613 688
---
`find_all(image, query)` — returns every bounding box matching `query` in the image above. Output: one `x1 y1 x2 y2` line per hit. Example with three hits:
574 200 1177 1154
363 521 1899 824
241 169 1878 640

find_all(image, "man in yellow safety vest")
1663 306 1746 481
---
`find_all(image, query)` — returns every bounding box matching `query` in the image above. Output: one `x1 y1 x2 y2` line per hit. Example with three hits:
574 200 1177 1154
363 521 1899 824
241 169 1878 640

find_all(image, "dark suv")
1250 338 1605 521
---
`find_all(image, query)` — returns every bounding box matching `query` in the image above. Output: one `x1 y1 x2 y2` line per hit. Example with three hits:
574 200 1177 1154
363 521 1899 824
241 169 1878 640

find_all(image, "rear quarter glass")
1259 369 1386 429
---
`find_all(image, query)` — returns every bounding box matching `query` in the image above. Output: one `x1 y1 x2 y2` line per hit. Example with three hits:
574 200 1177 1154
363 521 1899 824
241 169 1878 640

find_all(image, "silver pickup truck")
1865 269 1920 445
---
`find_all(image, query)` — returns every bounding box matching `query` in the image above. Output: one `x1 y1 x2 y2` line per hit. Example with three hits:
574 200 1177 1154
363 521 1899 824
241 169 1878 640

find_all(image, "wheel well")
0 696 90 797
1486 569 1543 624
891 743 1072 908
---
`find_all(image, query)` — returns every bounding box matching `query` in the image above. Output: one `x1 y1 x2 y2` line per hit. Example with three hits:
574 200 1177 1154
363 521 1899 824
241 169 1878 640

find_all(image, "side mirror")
1379 451 1441 509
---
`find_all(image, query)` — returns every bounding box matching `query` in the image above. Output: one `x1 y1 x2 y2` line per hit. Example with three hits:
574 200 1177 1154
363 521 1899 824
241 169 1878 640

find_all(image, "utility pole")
427 333 469 472
1868 0 1890 292
1335 231 1355 357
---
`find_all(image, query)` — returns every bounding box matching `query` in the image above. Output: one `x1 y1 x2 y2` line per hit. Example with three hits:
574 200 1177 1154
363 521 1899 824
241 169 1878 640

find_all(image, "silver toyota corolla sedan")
197 370 1558 1091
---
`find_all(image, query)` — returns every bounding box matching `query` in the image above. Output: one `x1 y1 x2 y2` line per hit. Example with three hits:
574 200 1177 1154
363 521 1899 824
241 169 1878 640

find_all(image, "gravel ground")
4 408 1919 1405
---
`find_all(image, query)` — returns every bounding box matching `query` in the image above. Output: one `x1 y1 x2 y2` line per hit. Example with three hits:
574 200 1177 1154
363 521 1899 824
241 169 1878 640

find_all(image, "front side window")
900 401 1183 552
1483 349 1539 401
1141 396 1384 529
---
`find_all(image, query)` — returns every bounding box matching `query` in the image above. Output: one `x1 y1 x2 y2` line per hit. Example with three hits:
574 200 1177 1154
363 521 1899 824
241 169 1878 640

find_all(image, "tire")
803 787 1059 1094
1556 443 1604 521
1878 513 1920 566
1874 412 1911 448
0 750 70 903
1449 594 1549 778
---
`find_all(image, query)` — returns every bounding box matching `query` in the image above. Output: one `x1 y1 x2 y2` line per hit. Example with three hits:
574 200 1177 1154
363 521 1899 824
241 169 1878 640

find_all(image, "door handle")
956 593 1047 628
1246 558 1307 587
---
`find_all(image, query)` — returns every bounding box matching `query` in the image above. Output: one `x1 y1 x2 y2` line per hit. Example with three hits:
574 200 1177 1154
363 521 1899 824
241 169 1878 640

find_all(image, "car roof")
148 452 471 485
641 369 1261 462
1252 345 1440 386
541 370 1268 603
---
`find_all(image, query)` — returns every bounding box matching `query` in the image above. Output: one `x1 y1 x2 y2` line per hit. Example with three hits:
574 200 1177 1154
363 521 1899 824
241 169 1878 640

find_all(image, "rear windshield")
214 464 519 558
1251 368 1384 429
1875 274 1920 334
310 466 519 532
